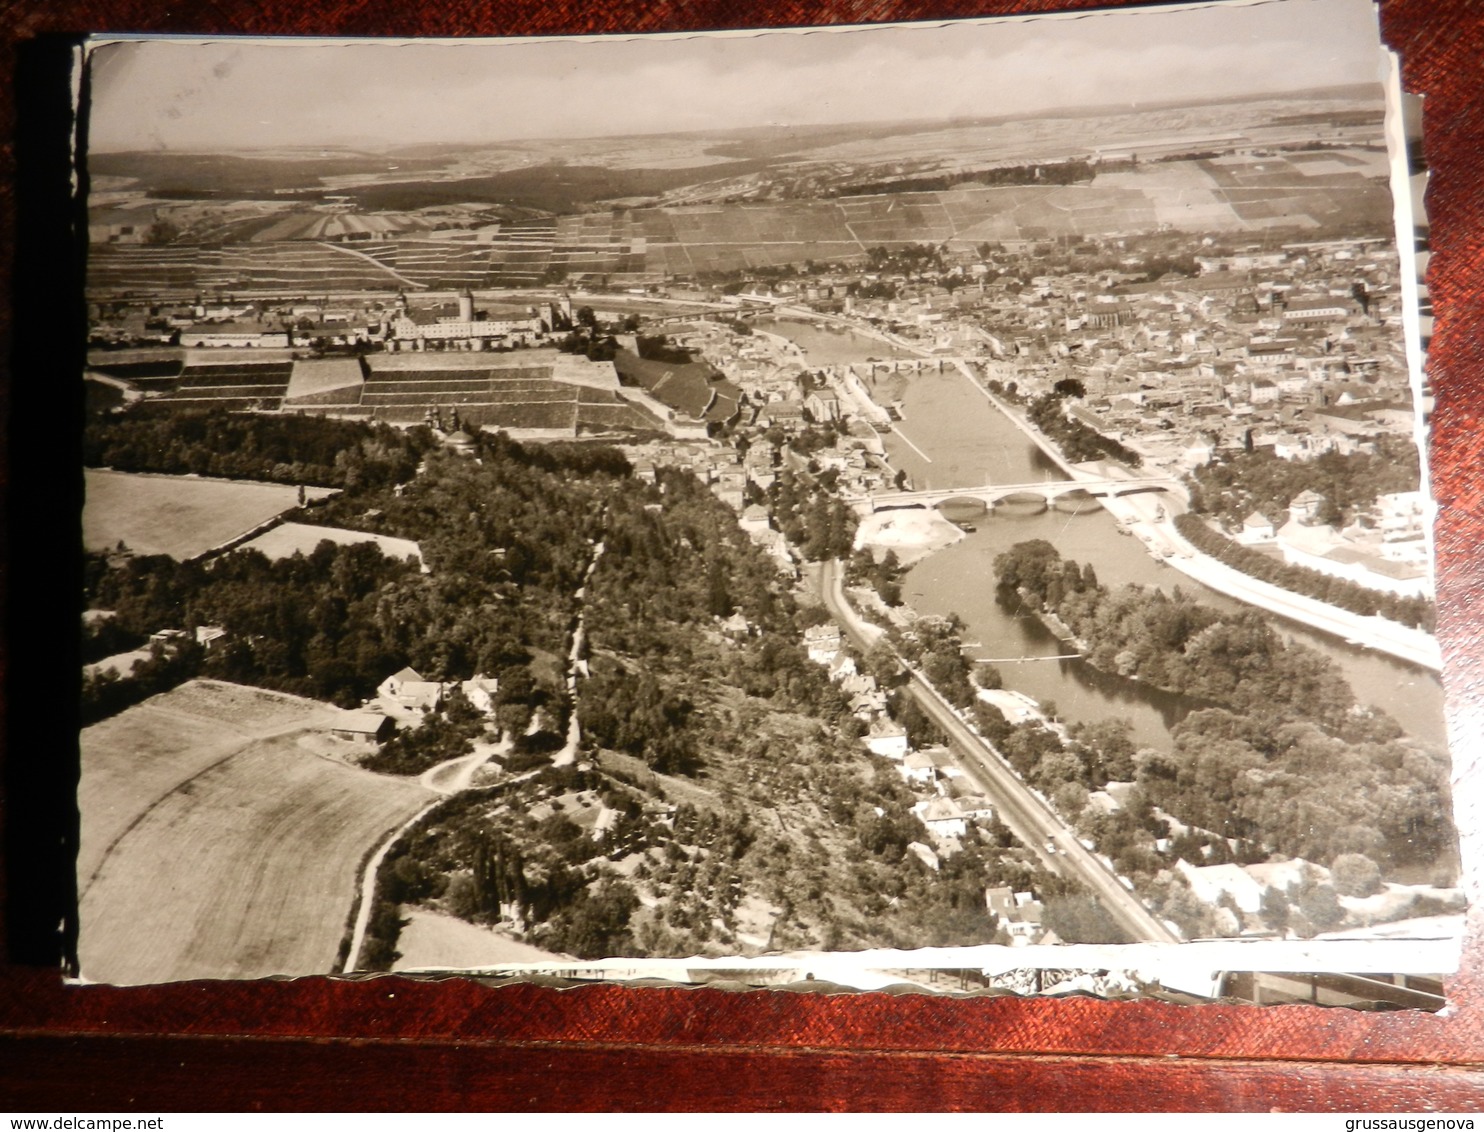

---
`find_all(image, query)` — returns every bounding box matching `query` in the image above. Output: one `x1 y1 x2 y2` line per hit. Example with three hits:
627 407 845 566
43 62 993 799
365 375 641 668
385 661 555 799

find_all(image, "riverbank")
964 376 1442 673
757 313 1444 749
854 508 965 566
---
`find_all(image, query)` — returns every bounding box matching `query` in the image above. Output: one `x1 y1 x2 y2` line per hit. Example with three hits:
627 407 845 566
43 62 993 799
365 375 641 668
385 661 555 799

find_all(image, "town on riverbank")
75 9 1459 1003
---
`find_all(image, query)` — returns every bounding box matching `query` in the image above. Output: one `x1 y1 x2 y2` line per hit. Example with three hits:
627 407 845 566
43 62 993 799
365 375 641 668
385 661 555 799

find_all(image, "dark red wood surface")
4 0 1484 1111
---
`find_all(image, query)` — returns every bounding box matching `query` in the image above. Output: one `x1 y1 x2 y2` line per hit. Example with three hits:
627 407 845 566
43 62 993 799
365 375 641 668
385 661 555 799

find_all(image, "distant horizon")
84 0 1390 154
87 79 1386 159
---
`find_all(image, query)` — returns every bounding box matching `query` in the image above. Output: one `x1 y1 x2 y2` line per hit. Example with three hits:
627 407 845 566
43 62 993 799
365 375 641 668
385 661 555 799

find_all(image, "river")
758 317 1447 751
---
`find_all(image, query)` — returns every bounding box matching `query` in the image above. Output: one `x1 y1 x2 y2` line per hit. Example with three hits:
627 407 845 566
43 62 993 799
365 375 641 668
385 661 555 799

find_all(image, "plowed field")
79 680 434 984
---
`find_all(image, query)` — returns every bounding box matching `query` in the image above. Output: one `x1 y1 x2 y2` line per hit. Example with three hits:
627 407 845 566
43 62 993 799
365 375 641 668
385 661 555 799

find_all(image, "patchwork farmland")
78 679 435 984
87 151 1391 295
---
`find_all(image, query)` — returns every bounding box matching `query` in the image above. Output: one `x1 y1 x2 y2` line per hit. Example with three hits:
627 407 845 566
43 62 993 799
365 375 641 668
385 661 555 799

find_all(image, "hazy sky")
86 0 1388 153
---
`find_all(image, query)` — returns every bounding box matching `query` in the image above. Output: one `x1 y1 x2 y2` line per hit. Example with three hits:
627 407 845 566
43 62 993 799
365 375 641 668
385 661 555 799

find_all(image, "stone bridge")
848 475 1181 514
822 357 977 378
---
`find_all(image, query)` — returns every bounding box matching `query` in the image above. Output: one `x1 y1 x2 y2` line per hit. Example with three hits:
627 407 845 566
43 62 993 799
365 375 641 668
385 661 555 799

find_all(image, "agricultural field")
77 679 344 887
89 147 1392 297
78 679 435 984
238 521 423 566
83 469 337 560
245 210 432 243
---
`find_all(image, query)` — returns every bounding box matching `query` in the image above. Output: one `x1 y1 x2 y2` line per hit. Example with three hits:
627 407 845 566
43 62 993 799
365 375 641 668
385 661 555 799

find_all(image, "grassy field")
238 521 423 566
392 908 568 971
84 469 337 560
78 680 435 984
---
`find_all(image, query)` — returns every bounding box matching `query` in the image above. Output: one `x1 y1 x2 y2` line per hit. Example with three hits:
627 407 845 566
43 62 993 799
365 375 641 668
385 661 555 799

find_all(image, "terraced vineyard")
158 359 295 411
356 357 663 432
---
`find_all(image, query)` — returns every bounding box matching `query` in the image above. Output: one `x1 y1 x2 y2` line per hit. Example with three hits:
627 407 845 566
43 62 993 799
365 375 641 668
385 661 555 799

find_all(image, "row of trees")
85 408 434 490
1026 390 1143 467
1174 512 1435 631
833 159 1097 198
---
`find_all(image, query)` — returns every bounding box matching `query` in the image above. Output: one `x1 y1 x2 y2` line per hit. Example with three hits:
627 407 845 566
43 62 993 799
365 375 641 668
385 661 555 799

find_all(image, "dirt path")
418 737 510 794
315 239 426 289
552 537 605 769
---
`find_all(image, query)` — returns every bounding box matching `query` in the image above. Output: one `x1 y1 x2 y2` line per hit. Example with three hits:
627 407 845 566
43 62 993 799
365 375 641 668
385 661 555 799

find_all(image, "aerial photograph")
76 0 1459 1007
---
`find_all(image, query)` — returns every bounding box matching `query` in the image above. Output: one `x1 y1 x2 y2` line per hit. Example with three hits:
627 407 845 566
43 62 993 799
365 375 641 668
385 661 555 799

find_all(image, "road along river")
758 317 1446 752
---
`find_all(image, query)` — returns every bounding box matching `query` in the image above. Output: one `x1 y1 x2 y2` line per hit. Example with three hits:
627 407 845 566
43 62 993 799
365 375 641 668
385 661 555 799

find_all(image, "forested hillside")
992 539 1454 874
83 433 620 720
85 410 435 489
384 466 1083 961
84 413 1097 960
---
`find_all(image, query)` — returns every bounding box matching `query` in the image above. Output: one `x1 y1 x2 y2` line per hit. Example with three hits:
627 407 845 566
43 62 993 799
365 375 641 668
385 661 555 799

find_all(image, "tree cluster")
635 334 695 365
1139 707 1451 871
768 468 857 561
80 639 205 726
1027 391 1142 467
85 408 433 490
991 539 1454 871
994 539 1357 729
1186 440 1421 530
577 659 699 776
80 614 146 665
845 546 905 607
834 159 1096 198
894 613 978 710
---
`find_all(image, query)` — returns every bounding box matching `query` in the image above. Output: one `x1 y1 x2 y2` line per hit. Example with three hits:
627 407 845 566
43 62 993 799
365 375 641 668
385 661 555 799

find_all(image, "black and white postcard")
75 0 1461 1007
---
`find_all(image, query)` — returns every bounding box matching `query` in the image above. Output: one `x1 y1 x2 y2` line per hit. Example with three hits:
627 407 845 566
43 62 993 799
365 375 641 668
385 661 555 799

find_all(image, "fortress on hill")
85 345 691 439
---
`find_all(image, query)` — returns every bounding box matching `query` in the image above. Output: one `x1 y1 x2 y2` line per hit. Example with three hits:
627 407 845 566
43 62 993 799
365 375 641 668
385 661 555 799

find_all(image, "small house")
916 796 967 839
865 718 909 759
803 624 843 664
461 675 501 715
1236 511 1276 544
330 710 394 747
379 666 444 712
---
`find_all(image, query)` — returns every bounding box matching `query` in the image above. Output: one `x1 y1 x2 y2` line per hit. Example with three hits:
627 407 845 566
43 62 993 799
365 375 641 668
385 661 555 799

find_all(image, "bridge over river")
847 473 1183 515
